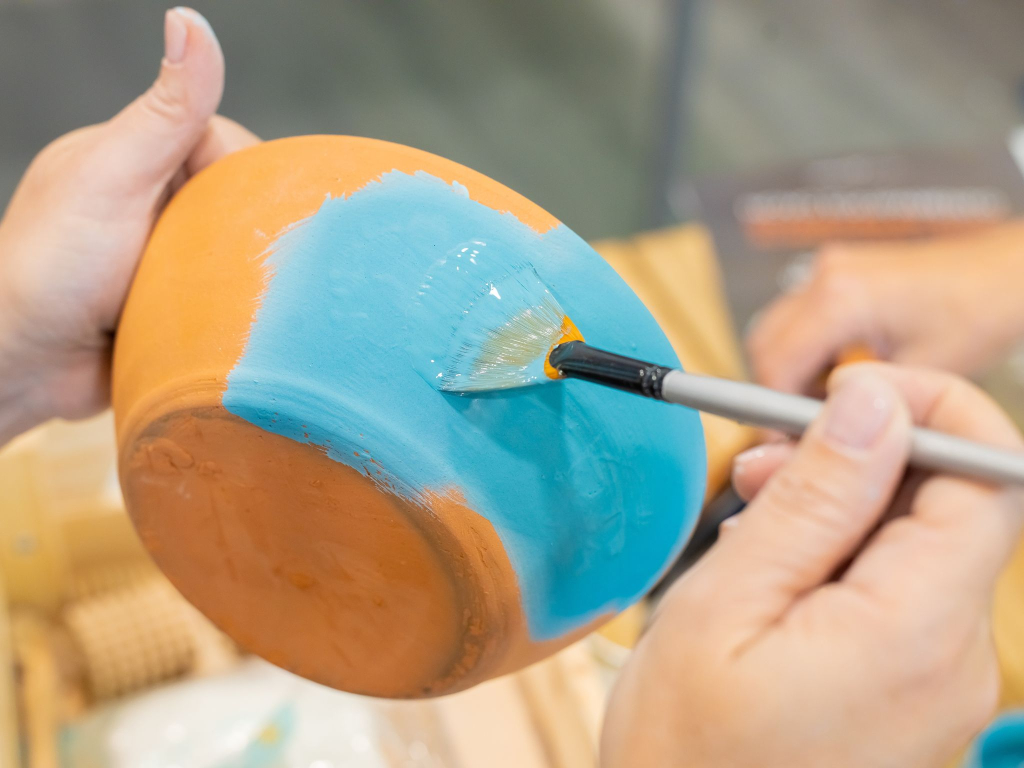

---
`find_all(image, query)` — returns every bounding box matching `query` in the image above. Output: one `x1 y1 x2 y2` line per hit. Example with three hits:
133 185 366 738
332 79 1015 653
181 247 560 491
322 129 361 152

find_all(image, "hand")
0 8 258 443
747 225 1024 393
602 364 1024 768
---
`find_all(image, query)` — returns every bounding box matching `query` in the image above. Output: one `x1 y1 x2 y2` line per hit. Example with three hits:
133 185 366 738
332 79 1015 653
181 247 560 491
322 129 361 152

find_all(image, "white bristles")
438 291 567 392
412 246 571 393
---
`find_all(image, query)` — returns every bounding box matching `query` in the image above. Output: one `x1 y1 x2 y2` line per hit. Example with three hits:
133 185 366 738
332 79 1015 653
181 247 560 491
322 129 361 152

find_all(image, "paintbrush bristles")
439 292 567 392
414 247 575 393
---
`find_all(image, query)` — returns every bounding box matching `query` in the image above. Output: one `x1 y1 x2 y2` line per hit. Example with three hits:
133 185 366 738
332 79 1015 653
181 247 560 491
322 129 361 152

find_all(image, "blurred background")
4 1 1024 766
4 0 1024 239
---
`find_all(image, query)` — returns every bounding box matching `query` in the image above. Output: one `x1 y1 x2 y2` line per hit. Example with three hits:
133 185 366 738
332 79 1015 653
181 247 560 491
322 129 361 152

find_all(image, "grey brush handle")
660 369 1024 486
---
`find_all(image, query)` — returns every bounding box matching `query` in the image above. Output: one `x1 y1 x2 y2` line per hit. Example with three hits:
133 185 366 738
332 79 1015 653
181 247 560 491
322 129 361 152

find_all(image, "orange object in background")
811 342 878 396
836 342 877 366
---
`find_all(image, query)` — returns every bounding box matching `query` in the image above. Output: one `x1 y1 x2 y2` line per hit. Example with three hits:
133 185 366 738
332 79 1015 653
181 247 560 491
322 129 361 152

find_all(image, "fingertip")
829 363 1023 450
732 443 794 501
96 8 226 191
174 7 218 46
818 369 910 454
163 9 187 64
162 7 224 117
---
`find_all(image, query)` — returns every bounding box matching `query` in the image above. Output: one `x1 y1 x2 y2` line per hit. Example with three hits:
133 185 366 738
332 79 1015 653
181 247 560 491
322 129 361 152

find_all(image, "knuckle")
20 127 102 195
31 128 86 169
938 373 977 401
945 375 996 414
811 250 861 301
137 79 197 130
763 466 852 531
143 88 191 125
817 269 853 302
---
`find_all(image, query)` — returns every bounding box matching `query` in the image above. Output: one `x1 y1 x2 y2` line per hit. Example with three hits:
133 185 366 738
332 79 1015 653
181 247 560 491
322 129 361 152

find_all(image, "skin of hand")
747 224 1024 394
602 364 1024 768
0 8 259 444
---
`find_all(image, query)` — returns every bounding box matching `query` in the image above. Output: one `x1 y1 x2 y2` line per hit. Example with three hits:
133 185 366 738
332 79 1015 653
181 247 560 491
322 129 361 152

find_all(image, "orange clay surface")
123 405 605 696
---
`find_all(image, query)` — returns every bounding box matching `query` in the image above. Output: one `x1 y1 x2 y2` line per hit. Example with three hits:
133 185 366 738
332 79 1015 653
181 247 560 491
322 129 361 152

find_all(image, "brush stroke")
224 170 706 640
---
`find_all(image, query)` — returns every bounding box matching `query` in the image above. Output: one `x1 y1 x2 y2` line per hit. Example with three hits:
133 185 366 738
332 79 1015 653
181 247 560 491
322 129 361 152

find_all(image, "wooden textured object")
63 578 196 701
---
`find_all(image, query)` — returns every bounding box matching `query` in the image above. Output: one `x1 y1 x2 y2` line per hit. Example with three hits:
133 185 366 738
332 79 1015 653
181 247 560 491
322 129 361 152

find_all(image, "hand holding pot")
0 8 258 444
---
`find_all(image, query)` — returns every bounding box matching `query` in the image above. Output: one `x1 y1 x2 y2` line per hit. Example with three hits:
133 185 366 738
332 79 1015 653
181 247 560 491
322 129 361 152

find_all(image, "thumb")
703 371 911 632
101 8 224 190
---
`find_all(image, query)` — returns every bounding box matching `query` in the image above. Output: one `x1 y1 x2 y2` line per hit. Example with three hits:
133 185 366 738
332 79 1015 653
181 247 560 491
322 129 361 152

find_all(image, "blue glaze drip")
224 170 706 640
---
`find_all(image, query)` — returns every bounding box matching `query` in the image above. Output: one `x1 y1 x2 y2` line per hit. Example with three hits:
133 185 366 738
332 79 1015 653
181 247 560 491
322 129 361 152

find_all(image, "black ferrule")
548 341 670 401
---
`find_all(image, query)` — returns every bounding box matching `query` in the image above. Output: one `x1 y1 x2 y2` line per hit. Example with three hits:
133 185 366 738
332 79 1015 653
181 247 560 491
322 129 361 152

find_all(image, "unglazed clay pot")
113 136 706 698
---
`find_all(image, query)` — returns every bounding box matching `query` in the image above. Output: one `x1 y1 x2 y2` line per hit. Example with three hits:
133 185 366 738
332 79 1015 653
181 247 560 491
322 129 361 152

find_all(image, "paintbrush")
426 264 1024 487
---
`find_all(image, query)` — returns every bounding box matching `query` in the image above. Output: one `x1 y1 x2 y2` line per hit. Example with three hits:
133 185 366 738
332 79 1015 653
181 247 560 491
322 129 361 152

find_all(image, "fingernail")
733 445 768 476
823 372 896 450
164 8 188 64
175 7 218 45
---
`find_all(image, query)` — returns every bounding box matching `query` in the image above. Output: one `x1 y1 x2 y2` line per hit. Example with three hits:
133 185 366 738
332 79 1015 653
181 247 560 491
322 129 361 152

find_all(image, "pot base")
121 404 526 697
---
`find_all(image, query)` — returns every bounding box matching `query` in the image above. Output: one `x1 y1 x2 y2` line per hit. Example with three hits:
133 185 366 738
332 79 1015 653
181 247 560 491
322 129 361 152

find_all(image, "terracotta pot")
113 136 706 698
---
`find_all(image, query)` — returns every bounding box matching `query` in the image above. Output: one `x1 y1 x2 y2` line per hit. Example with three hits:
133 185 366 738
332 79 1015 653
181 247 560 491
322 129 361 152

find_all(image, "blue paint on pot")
224 170 705 640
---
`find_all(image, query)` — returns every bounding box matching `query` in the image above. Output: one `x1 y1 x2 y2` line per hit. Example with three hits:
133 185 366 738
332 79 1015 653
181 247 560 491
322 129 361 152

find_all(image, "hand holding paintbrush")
423 261 1024 487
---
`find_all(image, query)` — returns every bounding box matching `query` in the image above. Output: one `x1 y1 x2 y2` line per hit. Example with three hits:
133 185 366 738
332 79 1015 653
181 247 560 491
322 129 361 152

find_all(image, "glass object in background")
60 659 456 768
